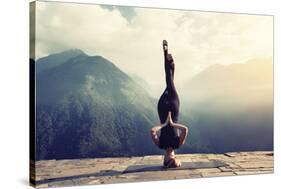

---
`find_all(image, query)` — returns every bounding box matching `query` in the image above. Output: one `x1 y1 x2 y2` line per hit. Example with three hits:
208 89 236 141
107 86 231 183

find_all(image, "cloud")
35 1 273 96
100 5 136 22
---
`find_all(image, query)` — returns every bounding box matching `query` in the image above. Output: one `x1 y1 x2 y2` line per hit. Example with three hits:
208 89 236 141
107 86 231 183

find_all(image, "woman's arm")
150 113 171 147
150 126 162 147
172 123 188 146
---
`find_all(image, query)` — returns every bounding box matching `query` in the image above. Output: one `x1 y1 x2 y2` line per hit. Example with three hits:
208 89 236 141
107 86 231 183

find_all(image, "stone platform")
31 151 274 188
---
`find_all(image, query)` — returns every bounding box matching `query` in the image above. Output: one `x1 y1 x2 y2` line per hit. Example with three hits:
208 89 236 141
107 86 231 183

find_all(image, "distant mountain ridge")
178 58 273 154
36 49 86 73
182 58 273 103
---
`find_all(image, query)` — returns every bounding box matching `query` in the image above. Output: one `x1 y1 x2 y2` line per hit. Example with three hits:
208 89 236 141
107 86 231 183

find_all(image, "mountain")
181 58 273 106
130 74 160 98
178 58 273 153
36 49 86 73
35 50 159 160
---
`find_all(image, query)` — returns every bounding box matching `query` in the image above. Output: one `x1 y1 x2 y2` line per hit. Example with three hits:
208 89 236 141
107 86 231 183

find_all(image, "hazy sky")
35 1 273 93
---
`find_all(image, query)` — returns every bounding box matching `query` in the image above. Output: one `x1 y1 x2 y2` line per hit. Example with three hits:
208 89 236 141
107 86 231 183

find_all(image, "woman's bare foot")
163 40 168 55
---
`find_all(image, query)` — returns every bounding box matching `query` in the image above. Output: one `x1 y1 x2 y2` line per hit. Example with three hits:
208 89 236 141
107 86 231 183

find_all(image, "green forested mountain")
36 50 159 160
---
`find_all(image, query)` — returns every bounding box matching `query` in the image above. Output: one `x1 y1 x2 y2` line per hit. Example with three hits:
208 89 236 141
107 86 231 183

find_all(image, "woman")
151 40 188 168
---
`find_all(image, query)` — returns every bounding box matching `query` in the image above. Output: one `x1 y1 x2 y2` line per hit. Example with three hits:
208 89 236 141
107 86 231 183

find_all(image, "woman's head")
159 125 180 150
165 147 174 154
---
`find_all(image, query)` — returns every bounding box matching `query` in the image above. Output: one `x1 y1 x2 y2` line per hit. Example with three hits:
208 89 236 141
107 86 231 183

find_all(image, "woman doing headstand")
151 40 188 168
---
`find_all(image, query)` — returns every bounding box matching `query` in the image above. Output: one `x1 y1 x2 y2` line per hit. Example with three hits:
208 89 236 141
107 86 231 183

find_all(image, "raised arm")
151 112 173 147
150 126 162 147
172 123 188 147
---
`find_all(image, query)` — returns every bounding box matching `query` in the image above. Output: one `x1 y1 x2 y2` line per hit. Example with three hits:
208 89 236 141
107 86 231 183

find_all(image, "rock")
32 151 274 188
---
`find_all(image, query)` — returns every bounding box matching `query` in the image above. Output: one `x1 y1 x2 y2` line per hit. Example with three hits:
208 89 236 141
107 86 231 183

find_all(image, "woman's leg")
165 54 180 122
157 91 169 124
158 40 180 124
165 54 176 93
158 53 180 124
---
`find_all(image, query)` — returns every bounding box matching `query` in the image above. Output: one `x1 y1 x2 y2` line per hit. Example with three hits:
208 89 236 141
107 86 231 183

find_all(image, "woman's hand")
171 123 189 147
175 158 182 167
150 126 161 147
163 111 173 126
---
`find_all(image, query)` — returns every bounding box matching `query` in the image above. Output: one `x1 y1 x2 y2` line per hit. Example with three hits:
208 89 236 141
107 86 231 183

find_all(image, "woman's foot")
162 40 175 79
163 40 168 53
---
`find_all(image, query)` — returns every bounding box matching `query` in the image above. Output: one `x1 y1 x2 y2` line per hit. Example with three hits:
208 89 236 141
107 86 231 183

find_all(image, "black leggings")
157 54 180 149
157 56 180 124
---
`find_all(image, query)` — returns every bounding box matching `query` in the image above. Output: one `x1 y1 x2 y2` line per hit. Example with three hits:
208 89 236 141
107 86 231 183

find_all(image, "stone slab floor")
31 151 273 188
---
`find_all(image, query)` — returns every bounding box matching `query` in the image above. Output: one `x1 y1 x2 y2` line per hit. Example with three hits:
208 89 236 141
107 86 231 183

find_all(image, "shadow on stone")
123 160 228 174
35 160 228 186
36 170 122 186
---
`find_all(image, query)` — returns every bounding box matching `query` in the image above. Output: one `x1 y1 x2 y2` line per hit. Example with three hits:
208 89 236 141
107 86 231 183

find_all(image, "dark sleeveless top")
159 123 180 149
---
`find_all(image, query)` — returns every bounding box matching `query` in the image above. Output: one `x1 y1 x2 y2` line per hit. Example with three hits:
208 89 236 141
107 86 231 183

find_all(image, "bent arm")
150 126 162 147
172 123 188 146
